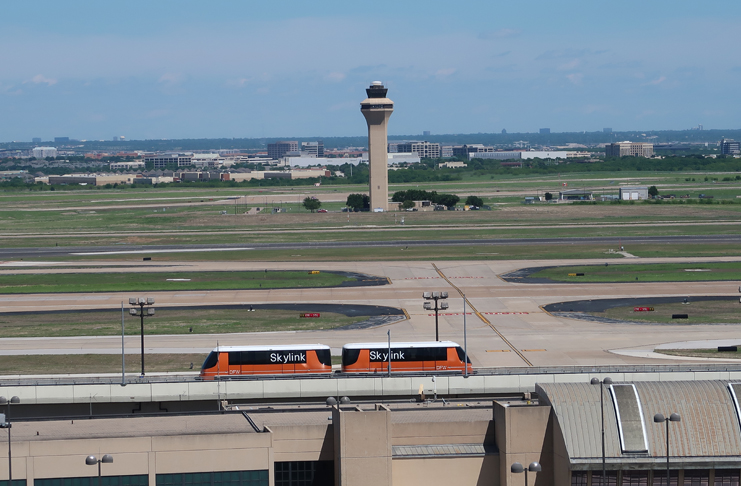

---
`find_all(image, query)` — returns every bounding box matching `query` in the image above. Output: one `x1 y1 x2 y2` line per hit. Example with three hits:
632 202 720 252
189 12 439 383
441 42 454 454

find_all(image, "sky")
1 0 740 142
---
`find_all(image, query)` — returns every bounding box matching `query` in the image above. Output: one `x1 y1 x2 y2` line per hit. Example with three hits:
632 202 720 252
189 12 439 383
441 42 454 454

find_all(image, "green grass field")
529 262 741 283
0 270 353 293
0 308 367 338
587 300 741 325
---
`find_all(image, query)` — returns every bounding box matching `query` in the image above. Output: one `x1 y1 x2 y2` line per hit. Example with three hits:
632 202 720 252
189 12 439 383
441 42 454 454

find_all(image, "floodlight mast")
129 297 155 376
422 291 449 341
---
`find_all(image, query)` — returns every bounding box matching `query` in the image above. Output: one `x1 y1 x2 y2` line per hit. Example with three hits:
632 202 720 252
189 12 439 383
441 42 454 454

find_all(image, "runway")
1 257 740 368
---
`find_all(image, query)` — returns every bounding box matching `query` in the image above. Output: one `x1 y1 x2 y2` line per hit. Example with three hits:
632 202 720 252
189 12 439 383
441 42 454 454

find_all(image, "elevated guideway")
3 364 741 408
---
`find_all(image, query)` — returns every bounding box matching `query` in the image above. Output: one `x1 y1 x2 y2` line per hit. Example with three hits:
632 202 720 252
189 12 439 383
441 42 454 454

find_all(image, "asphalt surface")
3 234 741 259
1 257 741 367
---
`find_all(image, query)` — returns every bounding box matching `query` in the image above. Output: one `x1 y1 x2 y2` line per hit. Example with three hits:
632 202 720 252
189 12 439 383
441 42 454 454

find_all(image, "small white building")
619 186 649 200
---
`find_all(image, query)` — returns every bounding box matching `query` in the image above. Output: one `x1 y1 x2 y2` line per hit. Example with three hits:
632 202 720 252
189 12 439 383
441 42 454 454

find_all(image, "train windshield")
316 349 332 366
455 347 472 364
342 348 360 366
202 351 219 370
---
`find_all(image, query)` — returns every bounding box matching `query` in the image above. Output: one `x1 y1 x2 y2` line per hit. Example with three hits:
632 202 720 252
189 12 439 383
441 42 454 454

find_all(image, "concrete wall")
393 457 498 486
494 401 552 486
334 404 392 486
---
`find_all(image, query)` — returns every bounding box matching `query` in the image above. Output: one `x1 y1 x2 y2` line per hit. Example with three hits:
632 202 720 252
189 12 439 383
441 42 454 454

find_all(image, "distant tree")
648 186 659 198
346 193 369 211
303 196 321 212
436 194 460 209
465 195 483 207
401 199 416 210
544 192 553 201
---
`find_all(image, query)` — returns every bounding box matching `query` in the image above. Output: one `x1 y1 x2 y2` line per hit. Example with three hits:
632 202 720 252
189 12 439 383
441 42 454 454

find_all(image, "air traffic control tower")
361 81 394 211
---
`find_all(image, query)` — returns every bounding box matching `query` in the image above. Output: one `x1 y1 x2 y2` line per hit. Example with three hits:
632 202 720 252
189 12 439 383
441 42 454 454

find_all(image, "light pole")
654 413 681 486
85 454 113 486
423 291 449 341
0 396 20 485
511 461 542 486
129 297 155 376
590 377 613 486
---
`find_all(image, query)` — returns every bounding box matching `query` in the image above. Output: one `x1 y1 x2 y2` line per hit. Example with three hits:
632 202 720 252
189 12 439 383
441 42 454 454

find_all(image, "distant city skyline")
1 0 739 142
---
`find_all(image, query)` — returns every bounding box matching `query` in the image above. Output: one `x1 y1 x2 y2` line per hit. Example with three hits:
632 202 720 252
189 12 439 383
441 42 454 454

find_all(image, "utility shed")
619 186 649 200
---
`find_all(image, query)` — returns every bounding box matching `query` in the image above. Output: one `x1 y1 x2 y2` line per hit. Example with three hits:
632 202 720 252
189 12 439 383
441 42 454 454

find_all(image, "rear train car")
341 341 472 374
199 344 332 379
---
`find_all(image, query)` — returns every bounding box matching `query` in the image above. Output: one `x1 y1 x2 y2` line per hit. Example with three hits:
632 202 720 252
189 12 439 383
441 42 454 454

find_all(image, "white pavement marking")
72 247 254 255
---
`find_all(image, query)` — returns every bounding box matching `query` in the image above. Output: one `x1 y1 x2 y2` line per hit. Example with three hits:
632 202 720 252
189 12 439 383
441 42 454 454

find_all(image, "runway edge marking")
431 263 533 367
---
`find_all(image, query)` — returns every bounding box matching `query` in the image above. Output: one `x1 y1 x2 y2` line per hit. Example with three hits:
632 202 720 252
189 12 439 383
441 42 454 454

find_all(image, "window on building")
623 471 649 486
35 476 148 486
572 472 588 486
652 471 679 486
274 461 333 486
592 471 618 486
715 470 740 486
156 471 267 486
0 480 26 486
685 470 711 486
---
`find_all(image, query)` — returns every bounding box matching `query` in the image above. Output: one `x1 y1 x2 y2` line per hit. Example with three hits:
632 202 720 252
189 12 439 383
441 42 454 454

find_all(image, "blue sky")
1 1 740 141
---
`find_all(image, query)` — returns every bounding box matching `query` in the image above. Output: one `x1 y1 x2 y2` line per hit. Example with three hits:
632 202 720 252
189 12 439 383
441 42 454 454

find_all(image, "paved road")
1 257 741 368
2 234 741 259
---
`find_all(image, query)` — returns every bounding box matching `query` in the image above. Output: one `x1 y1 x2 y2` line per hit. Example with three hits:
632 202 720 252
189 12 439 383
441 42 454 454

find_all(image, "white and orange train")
199 341 472 379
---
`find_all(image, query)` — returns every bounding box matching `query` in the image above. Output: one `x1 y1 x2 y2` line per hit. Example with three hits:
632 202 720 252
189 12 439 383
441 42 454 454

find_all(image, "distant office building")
605 141 654 157
54 137 70 143
32 147 58 159
501 129 507 134
110 161 145 170
32 137 41 143
472 151 521 160
144 153 193 169
113 136 125 141
603 128 612 133
394 141 440 159
539 128 550 134
521 151 570 160
423 131 431 136
721 138 741 156
441 146 453 158
301 141 324 157
452 144 495 159
267 141 298 159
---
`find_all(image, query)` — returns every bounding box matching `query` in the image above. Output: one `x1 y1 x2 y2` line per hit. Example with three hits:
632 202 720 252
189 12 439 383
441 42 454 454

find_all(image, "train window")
455 347 472 363
316 349 332 366
368 347 447 362
230 350 308 366
202 352 219 370
342 348 360 366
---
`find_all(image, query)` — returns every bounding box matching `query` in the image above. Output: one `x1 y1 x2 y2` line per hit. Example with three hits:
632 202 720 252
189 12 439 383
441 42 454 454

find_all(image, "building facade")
32 147 58 159
3 380 737 486
267 141 299 160
721 139 741 156
393 141 441 159
605 142 654 158
144 154 194 169
301 141 324 157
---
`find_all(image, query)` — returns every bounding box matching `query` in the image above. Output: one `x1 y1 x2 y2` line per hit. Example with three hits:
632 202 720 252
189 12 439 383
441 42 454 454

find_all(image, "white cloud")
566 73 583 84
226 78 251 88
643 76 666 86
436 68 456 77
558 59 580 71
158 73 184 85
325 72 346 82
26 74 57 86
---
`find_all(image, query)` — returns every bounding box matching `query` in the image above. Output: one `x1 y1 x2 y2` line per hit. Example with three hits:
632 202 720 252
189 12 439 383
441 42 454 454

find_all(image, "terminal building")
2 380 740 486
